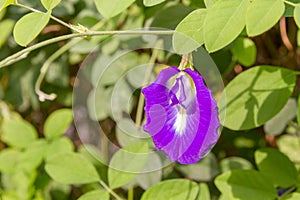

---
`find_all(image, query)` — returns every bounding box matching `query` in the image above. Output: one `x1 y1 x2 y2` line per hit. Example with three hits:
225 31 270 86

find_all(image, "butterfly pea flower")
142 66 220 164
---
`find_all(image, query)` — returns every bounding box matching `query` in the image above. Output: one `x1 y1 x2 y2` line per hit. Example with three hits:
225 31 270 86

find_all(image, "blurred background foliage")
0 0 300 199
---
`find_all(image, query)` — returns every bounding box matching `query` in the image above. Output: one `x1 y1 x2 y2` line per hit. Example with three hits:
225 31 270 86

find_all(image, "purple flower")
142 66 220 164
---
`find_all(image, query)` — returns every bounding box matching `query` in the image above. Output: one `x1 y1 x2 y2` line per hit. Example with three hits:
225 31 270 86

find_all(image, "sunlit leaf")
94 0 135 18
0 149 21 173
264 98 297 135
204 0 249 52
173 9 206 54
44 109 73 140
0 19 14 47
231 37 256 67
246 0 284 36
196 183 210 200
221 66 296 130
2 118 38 148
141 179 199 200
278 135 300 164
46 137 74 160
13 11 50 46
78 190 109 200
143 0 165 7
0 0 13 12
215 170 277 200
45 152 100 184
41 0 61 10
255 148 298 187
204 0 219 8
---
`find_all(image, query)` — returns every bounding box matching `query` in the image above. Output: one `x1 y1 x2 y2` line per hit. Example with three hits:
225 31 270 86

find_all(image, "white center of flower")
174 106 187 136
170 72 196 136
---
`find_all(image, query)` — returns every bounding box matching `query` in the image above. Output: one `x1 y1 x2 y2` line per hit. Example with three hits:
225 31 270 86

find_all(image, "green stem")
178 53 193 70
128 187 134 200
35 20 107 101
178 54 189 70
0 30 173 68
35 39 78 101
0 33 81 68
99 180 125 200
135 40 162 127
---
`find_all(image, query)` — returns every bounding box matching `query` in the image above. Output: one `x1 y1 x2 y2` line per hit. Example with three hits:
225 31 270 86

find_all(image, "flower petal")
177 68 220 164
142 66 220 164
142 67 179 149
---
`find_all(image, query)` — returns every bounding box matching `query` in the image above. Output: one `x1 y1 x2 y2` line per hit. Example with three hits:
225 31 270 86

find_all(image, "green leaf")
282 192 300 200
94 0 135 18
278 134 300 163
220 157 253 173
246 0 284 36
2 118 38 148
0 0 13 12
204 0 249 52
264 98 297 135
298 95 300 125
221 66 296 130
177 153 219 181
13 11 50 46
41 0 61 10
78 190 109 200
44 109 73 140
196 183 211 200
141 179 199 200
284 0 300 17
116 118 149 147
204 0 219 8
87 86 111 121
151 4 192 29
46 137 74 160
231 37 257 67
0 19 14 47
173 9 206 54
295 5 300 30
255 148 298 187
0 149 21 174
17 140 48 172
45 152 100 184
136 153 162 189
0 8 5 20
215 170 277 200
77 144 107 180
108 142 148 189
143 0 165 7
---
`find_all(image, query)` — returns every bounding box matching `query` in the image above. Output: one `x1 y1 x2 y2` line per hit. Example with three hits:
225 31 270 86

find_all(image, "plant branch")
0 30 174 68
128 187 134 200
35 39 77 101
99 180 125 200
35 20 107 101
